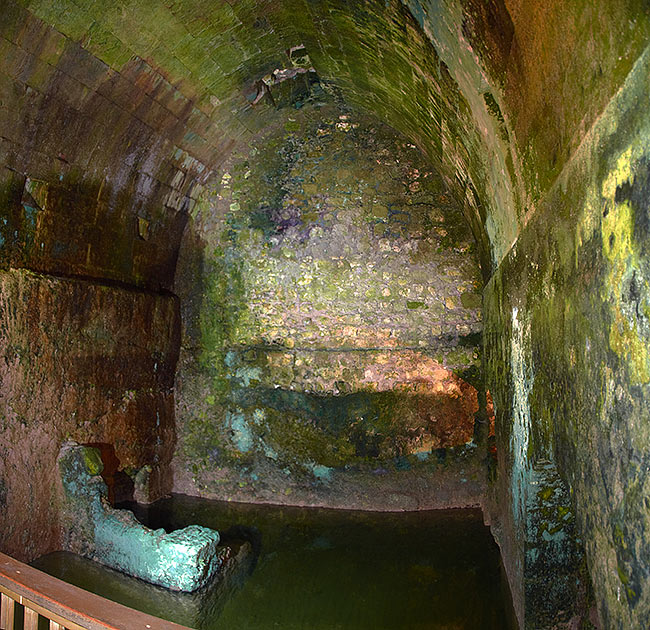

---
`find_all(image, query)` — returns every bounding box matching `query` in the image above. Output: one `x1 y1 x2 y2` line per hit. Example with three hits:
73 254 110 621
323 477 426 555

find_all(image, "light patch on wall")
21 178 48 239
510 306 533 526
235 365 262 387
600 142 650 384
24 178 49 210
137 216 150 240
308 462 334 482
226 410 254 453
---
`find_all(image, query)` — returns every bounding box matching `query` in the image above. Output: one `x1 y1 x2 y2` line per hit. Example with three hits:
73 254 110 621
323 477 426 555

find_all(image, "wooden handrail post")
0 552 195 630
24 606 39 630
1 591 15 629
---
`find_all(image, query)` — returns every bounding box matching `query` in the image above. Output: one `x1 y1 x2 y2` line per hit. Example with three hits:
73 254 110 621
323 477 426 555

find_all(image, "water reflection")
34 497 517 630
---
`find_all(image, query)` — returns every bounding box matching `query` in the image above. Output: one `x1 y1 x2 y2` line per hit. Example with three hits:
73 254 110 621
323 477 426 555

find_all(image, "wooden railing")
0 552 193 630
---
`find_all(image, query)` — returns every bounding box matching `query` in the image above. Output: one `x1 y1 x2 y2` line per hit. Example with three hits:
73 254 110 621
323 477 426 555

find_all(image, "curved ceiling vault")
3 1 650 627
4 0 647 290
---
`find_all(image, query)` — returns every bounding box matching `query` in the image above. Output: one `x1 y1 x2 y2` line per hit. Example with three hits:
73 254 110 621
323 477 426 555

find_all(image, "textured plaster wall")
0 268 179 561
173 103 487 509
485 47 650 629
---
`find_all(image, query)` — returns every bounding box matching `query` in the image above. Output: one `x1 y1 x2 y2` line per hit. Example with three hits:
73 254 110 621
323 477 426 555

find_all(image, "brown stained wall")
460 0 650 194
0 269 179 561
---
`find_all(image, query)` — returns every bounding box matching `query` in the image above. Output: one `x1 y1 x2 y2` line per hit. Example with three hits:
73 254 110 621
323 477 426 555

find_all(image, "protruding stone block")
58 442 224 592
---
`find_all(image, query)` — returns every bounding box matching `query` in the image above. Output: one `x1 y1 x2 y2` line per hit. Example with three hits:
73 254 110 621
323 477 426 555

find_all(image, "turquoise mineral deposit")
58 442 225 592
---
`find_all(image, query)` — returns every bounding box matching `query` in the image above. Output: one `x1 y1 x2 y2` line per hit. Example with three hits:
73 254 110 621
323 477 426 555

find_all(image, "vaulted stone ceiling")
3 1 650 628
5 0 648 287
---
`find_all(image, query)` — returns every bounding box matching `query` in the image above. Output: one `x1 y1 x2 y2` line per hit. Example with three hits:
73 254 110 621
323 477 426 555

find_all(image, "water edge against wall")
34 496 517 630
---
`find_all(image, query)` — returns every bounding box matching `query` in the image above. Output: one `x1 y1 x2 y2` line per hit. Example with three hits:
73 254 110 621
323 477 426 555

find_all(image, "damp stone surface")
1 0 650 627
173 102 486 510
58 442 224 592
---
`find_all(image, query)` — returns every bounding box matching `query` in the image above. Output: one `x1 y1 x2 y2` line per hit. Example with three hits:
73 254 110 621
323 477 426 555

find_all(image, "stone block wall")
0 1 217 291
173 102 486 509
0 269 179 561
0 1 213 560
2 0 650 626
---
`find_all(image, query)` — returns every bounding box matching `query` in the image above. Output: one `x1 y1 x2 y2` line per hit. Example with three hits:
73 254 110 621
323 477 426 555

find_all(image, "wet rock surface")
1 0 650 626
174 102 485 508
58 443 224 592
0 269 179 562
485 51 650 629
33 539 255 628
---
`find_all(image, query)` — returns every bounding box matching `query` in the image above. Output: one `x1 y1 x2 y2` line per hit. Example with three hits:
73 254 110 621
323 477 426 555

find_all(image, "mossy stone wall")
2 0 650 625
485 48 650 629
173 103 486 508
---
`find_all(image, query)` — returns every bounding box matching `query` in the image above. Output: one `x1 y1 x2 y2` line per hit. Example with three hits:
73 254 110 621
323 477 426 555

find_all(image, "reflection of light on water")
34 499 517 630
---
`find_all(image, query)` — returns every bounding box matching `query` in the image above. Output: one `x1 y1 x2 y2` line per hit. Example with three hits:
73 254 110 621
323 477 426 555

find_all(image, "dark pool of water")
33 495 517 630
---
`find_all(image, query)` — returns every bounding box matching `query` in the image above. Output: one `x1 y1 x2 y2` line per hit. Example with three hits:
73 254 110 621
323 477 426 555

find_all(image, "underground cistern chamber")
2 0 650 629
